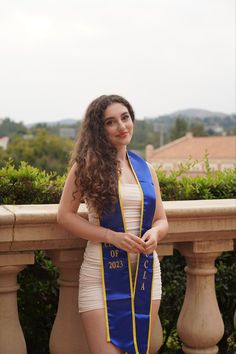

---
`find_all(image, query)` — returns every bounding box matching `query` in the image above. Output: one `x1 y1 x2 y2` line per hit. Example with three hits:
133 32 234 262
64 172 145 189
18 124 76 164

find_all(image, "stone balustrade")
0 199 235 354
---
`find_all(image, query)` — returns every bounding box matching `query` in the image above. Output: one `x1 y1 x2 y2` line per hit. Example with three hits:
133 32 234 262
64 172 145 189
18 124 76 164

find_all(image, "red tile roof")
151 134 236 159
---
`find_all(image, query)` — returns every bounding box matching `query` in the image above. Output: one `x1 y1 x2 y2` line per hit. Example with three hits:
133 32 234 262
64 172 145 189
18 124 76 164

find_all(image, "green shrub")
0 159 65 204
157 158 236 201
159 250 186 354
0 160 235 354
216 252 236 354
18 251 59 354
1 158 235 204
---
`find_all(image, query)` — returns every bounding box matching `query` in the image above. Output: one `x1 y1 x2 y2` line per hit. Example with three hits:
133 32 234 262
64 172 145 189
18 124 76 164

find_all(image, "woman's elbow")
57 209 77 227
164 218 169 232
57 209 66 226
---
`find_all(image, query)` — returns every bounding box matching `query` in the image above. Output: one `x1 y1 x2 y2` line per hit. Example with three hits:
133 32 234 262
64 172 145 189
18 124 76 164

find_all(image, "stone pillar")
0 252 34 354
48 249 89 354
176 240 233 354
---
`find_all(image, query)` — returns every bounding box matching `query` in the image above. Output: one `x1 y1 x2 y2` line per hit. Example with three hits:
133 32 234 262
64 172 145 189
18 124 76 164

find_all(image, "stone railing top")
163 199 236 217
0 199 235 253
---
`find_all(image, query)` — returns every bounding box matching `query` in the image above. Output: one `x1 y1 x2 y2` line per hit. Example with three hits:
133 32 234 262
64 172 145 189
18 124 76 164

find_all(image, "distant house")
59 127 77 139
0 136 9 150
145 133 236 175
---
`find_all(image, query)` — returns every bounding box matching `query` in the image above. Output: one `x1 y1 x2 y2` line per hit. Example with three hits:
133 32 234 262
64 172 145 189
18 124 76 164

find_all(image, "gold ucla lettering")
104 243 111 248
140 282 145 291
143 271 147 280
144 260 149 269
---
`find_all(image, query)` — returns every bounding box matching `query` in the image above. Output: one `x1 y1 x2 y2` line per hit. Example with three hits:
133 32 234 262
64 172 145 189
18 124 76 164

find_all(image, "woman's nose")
118 120 126 131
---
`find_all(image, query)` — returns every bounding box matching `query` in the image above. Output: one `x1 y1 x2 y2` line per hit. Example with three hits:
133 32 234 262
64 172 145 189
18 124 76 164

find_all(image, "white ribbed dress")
79 183 162 313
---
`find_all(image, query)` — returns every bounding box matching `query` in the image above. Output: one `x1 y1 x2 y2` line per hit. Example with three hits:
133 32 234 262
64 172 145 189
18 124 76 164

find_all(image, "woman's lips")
117 132 129 138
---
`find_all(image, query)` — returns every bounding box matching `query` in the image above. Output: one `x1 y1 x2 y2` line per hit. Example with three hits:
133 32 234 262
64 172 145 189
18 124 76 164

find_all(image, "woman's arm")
57 163 110 243
57 163 146 253
142 163 169 254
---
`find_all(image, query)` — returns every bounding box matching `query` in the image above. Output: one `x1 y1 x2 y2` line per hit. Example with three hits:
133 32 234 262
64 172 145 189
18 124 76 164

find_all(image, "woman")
57 94 168 354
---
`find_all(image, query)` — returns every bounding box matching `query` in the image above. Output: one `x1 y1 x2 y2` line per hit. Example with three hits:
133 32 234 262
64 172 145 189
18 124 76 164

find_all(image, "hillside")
166 108 228 119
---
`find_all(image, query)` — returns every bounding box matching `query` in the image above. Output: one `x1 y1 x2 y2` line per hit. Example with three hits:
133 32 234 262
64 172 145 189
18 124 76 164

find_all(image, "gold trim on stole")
100 244 111 342
118 178 139 354
127 153 153 354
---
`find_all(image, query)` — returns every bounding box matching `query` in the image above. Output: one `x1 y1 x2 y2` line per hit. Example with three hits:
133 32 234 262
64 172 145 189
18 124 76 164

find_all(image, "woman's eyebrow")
104 111 129 121
103 116 114 122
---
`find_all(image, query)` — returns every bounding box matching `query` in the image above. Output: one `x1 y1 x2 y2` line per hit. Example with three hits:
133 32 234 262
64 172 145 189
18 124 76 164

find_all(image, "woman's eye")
122 115 129 121
105 120 113 126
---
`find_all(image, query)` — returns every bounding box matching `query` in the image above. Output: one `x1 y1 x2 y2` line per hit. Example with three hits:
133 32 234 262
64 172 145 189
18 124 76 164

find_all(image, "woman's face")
103 103 134 149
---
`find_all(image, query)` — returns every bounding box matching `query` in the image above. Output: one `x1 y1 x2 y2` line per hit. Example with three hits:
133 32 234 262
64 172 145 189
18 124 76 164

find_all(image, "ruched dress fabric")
79 183 162 313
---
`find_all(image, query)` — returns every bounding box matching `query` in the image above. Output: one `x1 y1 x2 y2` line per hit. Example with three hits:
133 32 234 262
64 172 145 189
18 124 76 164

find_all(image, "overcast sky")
0 0 235 124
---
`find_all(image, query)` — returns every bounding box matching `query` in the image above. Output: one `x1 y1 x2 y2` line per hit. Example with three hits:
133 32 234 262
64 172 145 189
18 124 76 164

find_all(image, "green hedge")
0 160 64 204
1 159 235 205
156 159 236 201
0 160 235 354
17 251 59 354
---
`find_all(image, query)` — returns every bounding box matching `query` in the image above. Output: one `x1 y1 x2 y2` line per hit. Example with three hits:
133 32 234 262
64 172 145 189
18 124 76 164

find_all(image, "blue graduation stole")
100 151 156 354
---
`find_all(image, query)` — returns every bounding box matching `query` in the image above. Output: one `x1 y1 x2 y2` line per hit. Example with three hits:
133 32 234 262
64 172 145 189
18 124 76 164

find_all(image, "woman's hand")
141 227 159 255
107 230 146 253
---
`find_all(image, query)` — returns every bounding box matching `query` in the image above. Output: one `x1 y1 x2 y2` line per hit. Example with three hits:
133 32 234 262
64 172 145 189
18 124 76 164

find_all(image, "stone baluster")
48 249 90 354
0 252 34 354
176 240 233 354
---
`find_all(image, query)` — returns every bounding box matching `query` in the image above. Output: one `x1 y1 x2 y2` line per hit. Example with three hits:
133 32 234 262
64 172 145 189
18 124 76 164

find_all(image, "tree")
190 122 207 136
2 129 74 175
0 118 27 137
170 117 188 140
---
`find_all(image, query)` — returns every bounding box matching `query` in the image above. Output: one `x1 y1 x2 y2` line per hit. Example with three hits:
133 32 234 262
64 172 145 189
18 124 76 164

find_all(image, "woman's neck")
116 146 127 163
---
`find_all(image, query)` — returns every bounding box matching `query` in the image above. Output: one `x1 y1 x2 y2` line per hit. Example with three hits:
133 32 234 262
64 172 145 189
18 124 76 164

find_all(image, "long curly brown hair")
70 94 135 215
